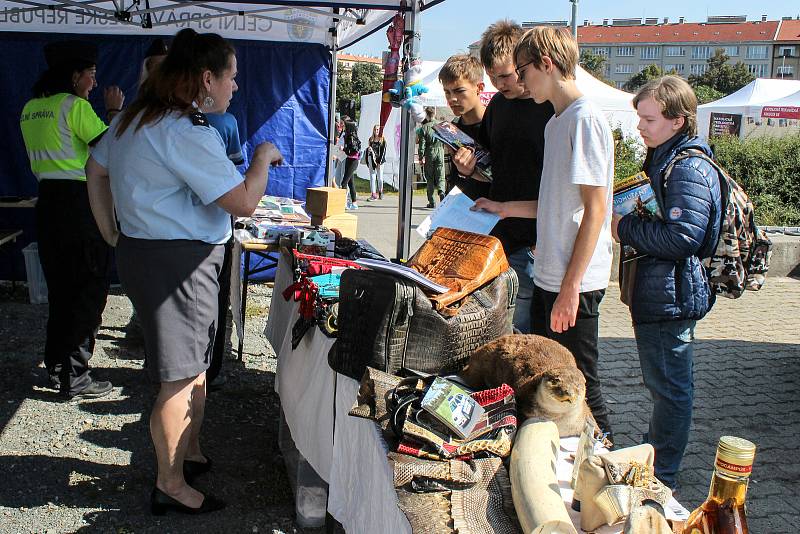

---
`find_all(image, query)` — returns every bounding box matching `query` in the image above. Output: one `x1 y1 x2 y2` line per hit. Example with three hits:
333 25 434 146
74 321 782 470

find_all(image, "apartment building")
774 19 800 80
576 16 778 88
337 53 383 80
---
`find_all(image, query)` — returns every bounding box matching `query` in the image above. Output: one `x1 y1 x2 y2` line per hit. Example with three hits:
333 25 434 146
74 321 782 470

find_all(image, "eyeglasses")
515 60 535 78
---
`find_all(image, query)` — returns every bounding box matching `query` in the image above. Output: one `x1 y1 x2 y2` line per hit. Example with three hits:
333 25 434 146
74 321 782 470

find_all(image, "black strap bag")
328 268 518 380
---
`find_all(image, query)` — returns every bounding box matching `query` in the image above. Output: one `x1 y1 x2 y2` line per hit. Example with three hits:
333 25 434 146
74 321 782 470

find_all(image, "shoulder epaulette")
190 111 209 127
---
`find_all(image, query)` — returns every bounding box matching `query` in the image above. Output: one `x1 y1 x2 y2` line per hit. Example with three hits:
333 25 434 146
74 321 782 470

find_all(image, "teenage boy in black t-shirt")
439 54 490 201
453 20 554 334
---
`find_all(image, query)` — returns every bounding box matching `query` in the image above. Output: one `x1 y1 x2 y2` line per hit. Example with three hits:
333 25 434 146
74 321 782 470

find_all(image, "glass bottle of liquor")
685 435 756 534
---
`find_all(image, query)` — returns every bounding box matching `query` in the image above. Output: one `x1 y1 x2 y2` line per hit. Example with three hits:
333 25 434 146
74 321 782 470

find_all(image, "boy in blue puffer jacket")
611 76 723 490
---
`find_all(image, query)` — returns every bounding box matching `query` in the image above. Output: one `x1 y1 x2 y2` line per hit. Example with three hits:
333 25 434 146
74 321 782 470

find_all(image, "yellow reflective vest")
20 93 107 182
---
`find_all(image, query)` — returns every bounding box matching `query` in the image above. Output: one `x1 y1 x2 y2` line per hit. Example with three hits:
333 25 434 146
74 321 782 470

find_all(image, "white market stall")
697 78 800 140
357 65 641 189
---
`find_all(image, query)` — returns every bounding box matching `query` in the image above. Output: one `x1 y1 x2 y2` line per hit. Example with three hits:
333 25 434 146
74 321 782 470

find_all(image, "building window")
664 64 685 74
690 64 709 76
592 47 610 56
719 46 739 57
779 46 796 57
692 46 710 60
665 46 685 57
640 46 660 60
617 46 634 57
776 65 794 77
747 64 768 77
746 45 768 59
615 64 633 74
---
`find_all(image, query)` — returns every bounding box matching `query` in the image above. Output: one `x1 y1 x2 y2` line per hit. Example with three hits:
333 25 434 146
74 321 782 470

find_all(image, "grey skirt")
117 235 225 382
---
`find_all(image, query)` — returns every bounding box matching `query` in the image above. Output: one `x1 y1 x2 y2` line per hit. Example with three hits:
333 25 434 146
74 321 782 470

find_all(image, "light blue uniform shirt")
92 112 243 244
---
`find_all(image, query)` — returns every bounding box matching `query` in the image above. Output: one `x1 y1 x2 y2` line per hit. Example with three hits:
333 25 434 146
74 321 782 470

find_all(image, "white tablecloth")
265 256 688 533
266 254 411 533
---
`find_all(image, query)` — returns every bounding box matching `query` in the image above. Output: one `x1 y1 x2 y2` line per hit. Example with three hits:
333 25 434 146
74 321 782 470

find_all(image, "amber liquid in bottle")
685 435 755 534
685 473 749 534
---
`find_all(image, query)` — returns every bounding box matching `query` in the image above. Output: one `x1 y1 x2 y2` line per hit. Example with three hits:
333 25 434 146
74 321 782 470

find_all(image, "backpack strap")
661 148 727 259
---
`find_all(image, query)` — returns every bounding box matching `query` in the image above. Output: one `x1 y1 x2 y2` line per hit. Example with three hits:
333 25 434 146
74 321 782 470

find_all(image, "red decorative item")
379 12 405 136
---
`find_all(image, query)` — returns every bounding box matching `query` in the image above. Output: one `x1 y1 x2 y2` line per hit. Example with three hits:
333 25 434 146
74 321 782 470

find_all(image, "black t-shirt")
446 117 492 201
478 94 554 255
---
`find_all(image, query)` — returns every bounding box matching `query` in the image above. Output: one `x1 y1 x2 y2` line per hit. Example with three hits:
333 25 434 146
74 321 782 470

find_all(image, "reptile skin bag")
408 228 510 314
329 267 518 380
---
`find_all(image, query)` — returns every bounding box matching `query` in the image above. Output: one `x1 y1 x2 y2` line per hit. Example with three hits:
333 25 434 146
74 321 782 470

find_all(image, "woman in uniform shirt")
86 28 282 515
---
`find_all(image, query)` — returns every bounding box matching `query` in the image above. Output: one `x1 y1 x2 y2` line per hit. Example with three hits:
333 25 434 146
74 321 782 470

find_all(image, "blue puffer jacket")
617 134 723 325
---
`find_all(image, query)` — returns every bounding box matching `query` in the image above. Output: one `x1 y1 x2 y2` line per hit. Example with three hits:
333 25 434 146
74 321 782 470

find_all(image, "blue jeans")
634 319 696 489
507 248 534 334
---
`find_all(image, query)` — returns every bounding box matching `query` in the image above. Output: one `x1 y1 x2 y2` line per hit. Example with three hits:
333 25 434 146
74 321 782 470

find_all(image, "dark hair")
116 29 235 136
32 63 93 98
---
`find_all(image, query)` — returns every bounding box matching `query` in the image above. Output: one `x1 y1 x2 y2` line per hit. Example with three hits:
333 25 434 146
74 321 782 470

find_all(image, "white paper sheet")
415 186 500 238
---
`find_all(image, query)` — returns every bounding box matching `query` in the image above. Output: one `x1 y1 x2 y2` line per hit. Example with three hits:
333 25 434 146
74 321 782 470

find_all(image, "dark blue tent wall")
0 32 330 281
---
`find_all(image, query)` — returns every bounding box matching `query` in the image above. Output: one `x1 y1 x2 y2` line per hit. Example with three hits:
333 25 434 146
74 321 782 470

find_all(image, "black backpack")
344 132 361 157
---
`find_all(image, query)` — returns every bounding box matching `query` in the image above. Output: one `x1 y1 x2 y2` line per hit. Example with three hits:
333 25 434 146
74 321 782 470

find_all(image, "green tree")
688 49 754 95
579 50 612 85
623 64 664 92
693 84 724 104
351 63 383 97
336 61 383 120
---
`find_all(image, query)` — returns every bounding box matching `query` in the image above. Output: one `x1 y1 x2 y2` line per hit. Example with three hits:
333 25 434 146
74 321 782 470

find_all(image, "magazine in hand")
613 172 662 262
354 258 450 294
421 377 484 439
431 121 493 182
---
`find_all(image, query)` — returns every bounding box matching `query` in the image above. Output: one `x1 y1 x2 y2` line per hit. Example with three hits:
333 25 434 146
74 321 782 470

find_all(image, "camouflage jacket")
618 134 723 324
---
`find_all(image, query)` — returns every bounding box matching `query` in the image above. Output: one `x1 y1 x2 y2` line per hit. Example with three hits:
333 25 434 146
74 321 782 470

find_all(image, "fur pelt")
460 334 595 437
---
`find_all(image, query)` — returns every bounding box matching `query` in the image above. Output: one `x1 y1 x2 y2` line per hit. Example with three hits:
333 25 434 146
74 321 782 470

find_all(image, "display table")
266 255 688 533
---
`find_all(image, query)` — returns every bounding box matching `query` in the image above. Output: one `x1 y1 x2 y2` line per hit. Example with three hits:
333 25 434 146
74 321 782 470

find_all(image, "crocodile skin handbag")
329 266 518 380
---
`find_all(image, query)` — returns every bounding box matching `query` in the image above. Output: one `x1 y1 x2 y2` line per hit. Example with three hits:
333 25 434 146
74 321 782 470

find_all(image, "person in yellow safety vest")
20 40 124 400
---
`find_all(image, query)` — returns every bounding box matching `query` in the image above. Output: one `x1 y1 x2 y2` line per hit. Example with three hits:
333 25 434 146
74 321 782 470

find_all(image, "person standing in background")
341 117 361 210
20 40 124 399
365 124 386 201
417 106 445 209
139 38 168 86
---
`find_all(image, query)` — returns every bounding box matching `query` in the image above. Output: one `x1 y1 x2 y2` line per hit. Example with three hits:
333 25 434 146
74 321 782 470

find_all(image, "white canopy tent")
357 64 640 188
0 0 429 47
697 78 800 140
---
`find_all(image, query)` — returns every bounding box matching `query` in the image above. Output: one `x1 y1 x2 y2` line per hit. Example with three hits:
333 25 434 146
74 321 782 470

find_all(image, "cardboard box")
305 187 346 219
311 213 358 239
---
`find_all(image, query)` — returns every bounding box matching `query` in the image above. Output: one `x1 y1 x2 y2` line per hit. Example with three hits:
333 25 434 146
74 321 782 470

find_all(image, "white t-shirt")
533 96 614 293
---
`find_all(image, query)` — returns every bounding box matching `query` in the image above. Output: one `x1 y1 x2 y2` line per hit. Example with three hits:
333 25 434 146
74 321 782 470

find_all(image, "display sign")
709 112 742 137
761 106 800 120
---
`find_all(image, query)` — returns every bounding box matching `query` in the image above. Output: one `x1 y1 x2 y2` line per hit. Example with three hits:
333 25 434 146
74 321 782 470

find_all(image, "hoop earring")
203 96 215 109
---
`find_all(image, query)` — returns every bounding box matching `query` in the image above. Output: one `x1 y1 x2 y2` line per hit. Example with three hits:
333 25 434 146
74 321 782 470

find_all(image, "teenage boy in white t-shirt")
473 26 615 439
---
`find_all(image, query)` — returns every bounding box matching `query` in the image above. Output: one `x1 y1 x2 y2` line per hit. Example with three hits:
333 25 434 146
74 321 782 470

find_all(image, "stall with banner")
697 77 800 140
0 0 443 279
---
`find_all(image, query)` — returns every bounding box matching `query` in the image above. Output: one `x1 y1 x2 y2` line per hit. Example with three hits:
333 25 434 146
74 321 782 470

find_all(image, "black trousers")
531 285 612 434
341 158 358 203
207 237 234 382
36 180 111 395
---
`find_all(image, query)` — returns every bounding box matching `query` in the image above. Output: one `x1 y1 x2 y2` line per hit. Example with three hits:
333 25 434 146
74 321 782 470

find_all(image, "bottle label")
716 457 752 476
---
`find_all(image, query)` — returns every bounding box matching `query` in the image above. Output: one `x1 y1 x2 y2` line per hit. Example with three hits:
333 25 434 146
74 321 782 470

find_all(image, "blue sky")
347 1 800 60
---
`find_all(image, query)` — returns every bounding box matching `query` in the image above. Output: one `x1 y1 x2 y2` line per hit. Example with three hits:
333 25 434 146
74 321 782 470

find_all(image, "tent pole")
395 0 420 261
326 25 339 187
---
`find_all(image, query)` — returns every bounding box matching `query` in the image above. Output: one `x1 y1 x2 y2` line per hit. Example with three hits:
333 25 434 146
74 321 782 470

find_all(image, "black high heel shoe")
184 457 213 482
150 487 226 516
